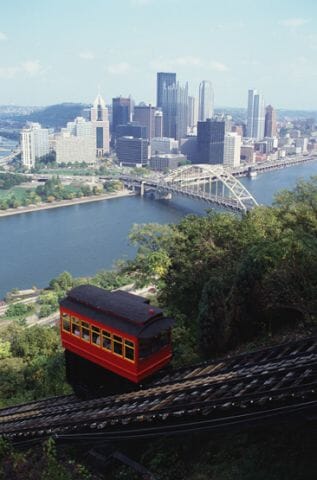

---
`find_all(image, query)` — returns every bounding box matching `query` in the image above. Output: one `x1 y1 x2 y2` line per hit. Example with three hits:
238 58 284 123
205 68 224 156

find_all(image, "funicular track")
1 336 317 445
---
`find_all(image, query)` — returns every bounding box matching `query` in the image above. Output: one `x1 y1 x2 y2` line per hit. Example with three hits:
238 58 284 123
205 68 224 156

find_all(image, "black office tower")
197 118 226 164
112 97 133 134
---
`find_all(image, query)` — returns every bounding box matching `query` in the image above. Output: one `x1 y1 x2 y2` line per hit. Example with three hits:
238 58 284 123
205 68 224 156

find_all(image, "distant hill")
277 109 317 121
14 103 90 129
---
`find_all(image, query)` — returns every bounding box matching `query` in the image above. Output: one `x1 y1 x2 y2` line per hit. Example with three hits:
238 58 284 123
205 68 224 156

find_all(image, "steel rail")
0 336 316 444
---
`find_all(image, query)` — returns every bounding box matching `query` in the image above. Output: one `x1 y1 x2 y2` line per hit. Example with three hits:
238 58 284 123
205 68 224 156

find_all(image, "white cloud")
0 32 7 41
305 33 317 50
150 56 229 72
209 61 229 72
21 60 44 76
0 66 19 79
79 50 95 60
149 58 170 71
279 18 308 27
107 62 130 74
0 60 45 79
174 56 203 67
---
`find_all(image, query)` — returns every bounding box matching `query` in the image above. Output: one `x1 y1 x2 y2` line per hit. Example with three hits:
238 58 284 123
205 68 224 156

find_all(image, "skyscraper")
198 80 214 121
154 110 163 138
116 137 149 166
21 122 49 169
116 123 147 139
224 133 241 167
162 81 188 140
197 116 228 164
264 105 277 137
156 72 176 108
112 97 133 135
90 93 110 156
133 104 157 140
188 96 198 131
246 89 265 140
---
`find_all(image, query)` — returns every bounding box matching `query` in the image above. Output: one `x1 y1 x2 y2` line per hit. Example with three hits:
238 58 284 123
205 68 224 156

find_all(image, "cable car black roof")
60 285 174 337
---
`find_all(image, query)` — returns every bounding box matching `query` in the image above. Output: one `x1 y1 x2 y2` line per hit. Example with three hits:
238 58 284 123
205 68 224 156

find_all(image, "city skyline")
0 0 317 109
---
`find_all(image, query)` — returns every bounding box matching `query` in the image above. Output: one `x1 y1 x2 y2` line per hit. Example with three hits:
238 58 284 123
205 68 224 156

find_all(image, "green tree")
158 178 317 357
0 338 11 359
49 271 74 293
5 324 61 359
126 223 180 285
92 270 130 290
80 184 92 196
6 302 34 318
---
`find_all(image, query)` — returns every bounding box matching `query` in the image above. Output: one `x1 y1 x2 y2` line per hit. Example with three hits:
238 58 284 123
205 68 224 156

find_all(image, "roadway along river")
0 161 316 299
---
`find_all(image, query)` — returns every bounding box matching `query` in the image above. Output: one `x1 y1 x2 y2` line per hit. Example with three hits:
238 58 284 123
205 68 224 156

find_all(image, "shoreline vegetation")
0 189 134 218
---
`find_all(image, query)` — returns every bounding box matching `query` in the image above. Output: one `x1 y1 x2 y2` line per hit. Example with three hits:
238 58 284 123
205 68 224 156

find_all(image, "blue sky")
0 0 316 109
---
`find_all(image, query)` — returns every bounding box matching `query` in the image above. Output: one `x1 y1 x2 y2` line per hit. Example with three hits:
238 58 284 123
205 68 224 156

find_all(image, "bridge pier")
155 190 172 200
140 181 145 197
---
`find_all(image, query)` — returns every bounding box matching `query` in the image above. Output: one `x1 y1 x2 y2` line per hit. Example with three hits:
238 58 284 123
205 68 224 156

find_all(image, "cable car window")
102 330 111 351
62 313 71 332
139 330 169 359
81 322 90 342
124 340 135 361
92 326 101 346
71 317 80 336
113 335 123 356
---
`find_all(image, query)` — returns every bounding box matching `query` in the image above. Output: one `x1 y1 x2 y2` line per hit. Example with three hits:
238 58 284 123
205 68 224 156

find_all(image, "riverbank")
0 189 135 218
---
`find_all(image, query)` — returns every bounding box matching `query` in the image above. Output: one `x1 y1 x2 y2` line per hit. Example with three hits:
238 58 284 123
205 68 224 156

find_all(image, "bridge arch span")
159 164 259 212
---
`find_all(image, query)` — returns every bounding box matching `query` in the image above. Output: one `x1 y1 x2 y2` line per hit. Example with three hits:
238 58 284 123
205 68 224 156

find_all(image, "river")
0 137 18 158
0 160 316 299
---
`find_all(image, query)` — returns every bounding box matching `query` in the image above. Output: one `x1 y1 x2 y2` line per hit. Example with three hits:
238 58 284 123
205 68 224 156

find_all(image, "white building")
64 116 94 137
21 122 49 169
246 89 265 140
55 133 96 165
198 80 214 122
154 110 163 137
188 95 198 132
224 133 241 167
151 137 179 155
295 137 308 153
56 116 96 165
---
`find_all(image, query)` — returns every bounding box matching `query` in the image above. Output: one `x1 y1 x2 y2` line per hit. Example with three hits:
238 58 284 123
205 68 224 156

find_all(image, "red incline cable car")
60 285 174 396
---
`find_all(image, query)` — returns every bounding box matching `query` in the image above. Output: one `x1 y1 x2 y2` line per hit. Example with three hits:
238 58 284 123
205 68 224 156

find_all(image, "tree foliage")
0 172 31 189
0 438 96 480
0 324 70 407
126 179 317 358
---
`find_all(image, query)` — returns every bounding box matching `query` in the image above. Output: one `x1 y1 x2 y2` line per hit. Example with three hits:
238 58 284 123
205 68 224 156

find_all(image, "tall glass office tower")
247 89 265 140
156 72 176 108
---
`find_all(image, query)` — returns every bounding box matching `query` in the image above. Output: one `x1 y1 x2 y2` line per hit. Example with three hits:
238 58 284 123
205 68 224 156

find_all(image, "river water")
0 161 316 299
0 137 17 158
